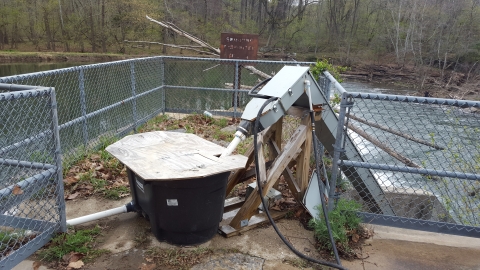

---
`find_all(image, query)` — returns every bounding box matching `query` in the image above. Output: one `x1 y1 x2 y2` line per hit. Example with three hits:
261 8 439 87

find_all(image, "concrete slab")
14 196 480 270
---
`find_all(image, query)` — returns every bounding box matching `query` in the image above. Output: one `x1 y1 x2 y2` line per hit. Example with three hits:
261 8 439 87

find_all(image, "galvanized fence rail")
0 84 65 269
329 84 480 237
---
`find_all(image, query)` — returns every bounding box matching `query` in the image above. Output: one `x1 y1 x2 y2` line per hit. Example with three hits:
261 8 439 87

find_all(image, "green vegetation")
310 59 348 82
38 226 108 262
309 198 362 252
1 0 479 75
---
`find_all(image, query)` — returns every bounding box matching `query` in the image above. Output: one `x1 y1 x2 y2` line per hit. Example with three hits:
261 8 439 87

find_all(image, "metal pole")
49 88 66 232
234 61 239 118
130 62 137 132
327 91 350 212
79 68 88 147
160 57 166 115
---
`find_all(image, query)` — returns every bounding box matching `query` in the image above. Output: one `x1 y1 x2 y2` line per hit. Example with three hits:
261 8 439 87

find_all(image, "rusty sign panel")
220 33 259 60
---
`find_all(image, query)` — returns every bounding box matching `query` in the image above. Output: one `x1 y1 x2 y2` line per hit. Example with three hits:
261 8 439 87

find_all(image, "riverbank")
0 51 139 63
1 51 479 101
343 63 480 101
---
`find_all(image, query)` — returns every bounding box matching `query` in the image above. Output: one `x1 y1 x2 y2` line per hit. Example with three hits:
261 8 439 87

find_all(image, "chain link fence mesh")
1 56 480 267
333 92 480 234
0 86 64 268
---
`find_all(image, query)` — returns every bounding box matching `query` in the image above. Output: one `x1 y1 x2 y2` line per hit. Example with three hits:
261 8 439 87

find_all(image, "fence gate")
0 84 65 268
331 91 480 237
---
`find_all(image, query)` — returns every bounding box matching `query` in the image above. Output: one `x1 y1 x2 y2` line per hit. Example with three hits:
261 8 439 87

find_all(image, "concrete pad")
191 253 264 270
12 260 50 270
342 238 480 270
16 195 480 270
371 224 480 249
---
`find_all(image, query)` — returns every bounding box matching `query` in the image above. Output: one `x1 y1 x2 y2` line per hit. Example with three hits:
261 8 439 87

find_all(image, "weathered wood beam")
229 125 307 229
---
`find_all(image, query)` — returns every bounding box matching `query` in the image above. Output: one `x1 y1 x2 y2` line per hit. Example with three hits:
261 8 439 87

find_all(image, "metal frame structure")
0 84 65 269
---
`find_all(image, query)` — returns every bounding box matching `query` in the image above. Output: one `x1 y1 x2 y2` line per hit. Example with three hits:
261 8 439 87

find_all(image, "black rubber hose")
247 77 271 98
252 97 347 270
308 109 342 265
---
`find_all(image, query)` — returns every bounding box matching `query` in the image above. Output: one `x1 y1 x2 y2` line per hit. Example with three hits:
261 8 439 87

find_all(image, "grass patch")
308 198 363 254
38 226 108 262
0 230 36 257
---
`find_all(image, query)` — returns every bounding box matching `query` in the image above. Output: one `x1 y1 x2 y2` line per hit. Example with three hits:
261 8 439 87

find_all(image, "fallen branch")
244 65 272 79
347 123 440 180
347 113 444 150
145 15 272 80
224 83 255 90
347 122 423 168
146 15 220 55
124 40 218 56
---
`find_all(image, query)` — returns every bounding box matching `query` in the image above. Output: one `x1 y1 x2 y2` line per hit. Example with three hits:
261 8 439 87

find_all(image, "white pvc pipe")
66 205 128 226
220 131 245 157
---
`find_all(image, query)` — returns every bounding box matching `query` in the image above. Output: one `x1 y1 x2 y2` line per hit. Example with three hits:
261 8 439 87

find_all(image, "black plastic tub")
127 168 229 245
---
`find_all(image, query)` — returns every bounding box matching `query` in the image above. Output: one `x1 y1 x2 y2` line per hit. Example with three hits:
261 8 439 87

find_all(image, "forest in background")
1 0 480 76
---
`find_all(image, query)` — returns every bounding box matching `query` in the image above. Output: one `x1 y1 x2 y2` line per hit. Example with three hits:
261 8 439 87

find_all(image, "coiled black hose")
252 97 347 270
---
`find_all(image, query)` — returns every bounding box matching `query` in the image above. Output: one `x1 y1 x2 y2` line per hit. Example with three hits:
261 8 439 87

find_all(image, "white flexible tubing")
66 205 127 226
305 80 313 111
220 131 246 157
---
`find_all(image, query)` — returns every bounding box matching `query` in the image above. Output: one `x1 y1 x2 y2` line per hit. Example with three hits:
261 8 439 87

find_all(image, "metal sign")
220 33 258 60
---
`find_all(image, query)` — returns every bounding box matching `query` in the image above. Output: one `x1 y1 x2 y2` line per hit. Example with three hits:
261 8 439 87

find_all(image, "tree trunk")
90 4 96 53
43 9 52 50
101 0 106 53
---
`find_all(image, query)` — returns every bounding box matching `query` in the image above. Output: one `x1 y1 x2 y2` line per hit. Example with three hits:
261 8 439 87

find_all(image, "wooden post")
269 117 283 189
229 125 307 229
295 113 313 198
225 124 278 196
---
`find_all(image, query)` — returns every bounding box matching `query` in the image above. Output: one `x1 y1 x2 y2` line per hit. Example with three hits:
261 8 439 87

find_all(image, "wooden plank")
219 209 288 238
268 140 300 200
229 125 307 229
225 125 275 196
256 135 267 188
269 117 283 161
295 114 312 198
224 197 245 213
270 118 283 189
106 131 248 180
226 144 254 196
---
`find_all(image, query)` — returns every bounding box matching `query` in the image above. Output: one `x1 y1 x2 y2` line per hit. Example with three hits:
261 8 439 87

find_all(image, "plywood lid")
106 131 248 181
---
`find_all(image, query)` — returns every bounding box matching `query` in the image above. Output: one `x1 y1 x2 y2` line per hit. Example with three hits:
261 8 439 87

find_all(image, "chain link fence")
1 56 480 268
330 89 480 237
0 85 64 268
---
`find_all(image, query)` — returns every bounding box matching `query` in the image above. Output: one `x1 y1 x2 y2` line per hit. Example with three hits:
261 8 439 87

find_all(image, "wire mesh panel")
0 86 65 268
333 92 480 236
0 57 165 165
162 57 314 118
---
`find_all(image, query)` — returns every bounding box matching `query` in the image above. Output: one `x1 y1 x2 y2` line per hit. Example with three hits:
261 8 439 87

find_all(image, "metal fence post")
328 91 349 212
324 76 331 101
130 62 138 132
49 88 66 232
234 61 239 118
79 68 88 147
160 57 166 115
